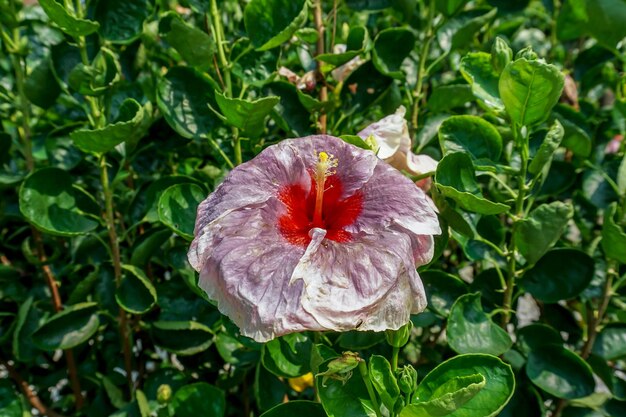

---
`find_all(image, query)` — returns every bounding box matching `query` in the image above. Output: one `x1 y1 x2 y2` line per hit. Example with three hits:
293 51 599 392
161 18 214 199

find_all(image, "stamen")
313 151 338 225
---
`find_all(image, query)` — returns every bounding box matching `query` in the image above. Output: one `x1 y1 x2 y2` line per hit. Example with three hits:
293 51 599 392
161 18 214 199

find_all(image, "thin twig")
1 357 68 417
314 0 328 133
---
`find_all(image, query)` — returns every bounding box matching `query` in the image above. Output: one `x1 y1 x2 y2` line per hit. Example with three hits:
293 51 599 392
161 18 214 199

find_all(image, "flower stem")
314 0 328 134
391 346 400 372
358 361 383 417
209 0 242 165
410 0 436 132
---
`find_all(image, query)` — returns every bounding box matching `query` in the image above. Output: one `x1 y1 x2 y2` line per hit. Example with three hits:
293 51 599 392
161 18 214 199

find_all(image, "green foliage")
1 1 625 416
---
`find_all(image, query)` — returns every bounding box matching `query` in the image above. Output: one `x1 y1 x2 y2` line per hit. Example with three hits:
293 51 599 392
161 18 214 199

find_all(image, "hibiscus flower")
188 135 440 342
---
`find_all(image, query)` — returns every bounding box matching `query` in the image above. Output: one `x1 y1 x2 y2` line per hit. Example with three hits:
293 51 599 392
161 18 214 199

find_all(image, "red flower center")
277 173 363 246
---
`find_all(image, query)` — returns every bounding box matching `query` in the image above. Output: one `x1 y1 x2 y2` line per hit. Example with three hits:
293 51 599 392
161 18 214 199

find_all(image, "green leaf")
526 345 595 399
19 167 99 237
262 333 313 378
420 270 467 317
460 52 503 112
601 203 626 263
499 58 565 126
317 360 375 417
171 383 225 417
517 324 563 355
130 228 171 266
514 201 574 265
157 66 220 139
70 98 145 154
318 26 367 66
618 153 626 196
586 0 626 48
151 321 213 355
337 331 385 350
24 58 61 109
32 302 100 350
260 401 327 417
68 47 121 96
244 0 308 51
401 374 485 417
592 324 626 361
215 93 280 137
94 0 153 43
435 153 510 214
438 115 502 161
157 183 205 240
413 354 515 417
341 61 393 112
345 0 392 9
255 363 287 412
0 380 25 417
528 119 564 175
38 0 99 37
435 0 469 16
263 81 311 136
369 355 400 411
520 248 594 303
159 12 215 70
447 293 512 356
115 265 157 314
437 8 497 52
372 27 416 79
427 85 474 113
12 296 43 363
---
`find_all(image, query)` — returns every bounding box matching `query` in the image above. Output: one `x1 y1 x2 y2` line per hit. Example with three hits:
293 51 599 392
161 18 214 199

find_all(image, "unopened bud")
491 37 513 73
157 384 172 404
397 365 418 395
515 46 538 61
385 321 413 348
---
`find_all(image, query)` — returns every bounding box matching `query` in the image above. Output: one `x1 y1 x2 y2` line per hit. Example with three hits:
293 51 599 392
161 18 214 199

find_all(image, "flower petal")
291 228 427 331
357 106 407 159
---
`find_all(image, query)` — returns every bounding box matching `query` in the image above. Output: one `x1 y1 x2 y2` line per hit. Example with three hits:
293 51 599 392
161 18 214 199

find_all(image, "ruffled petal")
357 106 407 159
194 199 325 342
348 162 440 237
290 228 427 331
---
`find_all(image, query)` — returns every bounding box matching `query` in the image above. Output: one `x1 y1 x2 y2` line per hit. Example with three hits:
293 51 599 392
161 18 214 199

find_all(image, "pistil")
313 151 337 225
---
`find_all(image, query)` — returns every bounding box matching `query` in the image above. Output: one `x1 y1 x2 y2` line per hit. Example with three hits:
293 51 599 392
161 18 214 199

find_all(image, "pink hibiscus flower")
188 135 440 342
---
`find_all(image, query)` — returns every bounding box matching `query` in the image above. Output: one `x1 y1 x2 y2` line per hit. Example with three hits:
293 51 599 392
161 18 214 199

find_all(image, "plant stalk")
358 361 383 417
314 0 328 133
410 0 436 132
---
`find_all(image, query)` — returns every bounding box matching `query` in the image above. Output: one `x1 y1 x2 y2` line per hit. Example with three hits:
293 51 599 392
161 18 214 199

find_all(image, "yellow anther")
319 151 329 163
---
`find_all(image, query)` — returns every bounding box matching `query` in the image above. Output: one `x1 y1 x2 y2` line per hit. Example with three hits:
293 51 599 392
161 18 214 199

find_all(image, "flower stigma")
313 151 338 225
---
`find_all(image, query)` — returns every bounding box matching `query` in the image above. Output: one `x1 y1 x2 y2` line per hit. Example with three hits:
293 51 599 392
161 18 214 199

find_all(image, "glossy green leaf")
157 183 205 240
94 0 153 43
260 401 327 417
337 331 385 350
526 345 595 399
68 47 121 96
32 302 100 350
618 153 626 196
12 296 43 363
514 201 574 265
71 98 145 154
592 324 626 361
19 167 99 237
520 248 595 303
157 66 219 139
373 27 416 78
263 81 311 136
317 360 375 417
318 26 367 65
438 115 502 161
24 58 61 108
130 228 171 266
586 0 626 48
601 203 626 263
38 0 99 37
171 382 225 417
499 58 565 126
151 321 213 355
528 119 564 175
401 374 485 417
244 0 308 51
420 270 467 316
438 8 497 52
435 0 469 16
115 265 157 314
414 354 515 417
369 355 400 411
435 152 510 214
159 12 215 70
0 380 24 417
517 324 562 355
427 85 474 113
262 333 312 378
460 52 503 112
215 93 280 137
448 293 512 356
255 363 286 412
